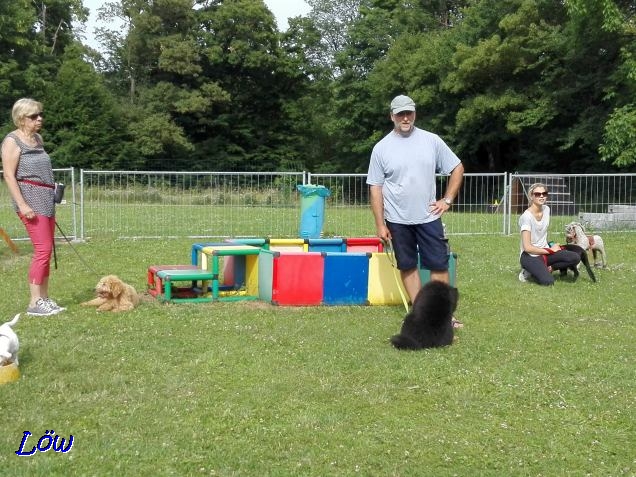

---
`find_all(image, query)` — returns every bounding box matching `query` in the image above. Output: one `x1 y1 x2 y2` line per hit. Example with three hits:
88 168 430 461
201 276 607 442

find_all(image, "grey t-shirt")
3 132 55 217
366 127 460 224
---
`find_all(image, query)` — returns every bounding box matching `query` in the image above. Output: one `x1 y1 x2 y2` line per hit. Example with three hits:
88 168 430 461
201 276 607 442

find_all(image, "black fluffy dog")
390 281 459 350
558 244 597 282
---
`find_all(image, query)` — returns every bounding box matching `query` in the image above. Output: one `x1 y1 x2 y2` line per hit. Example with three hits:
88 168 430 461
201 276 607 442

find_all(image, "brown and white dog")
82 275 139 312
565 222 607 268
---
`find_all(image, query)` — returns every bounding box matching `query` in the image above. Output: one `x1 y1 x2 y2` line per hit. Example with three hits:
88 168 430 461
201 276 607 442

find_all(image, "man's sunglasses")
533 191 548 197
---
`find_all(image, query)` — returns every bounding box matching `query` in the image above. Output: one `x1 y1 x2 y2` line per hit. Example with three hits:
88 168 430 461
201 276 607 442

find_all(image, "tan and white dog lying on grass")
82 275 140 312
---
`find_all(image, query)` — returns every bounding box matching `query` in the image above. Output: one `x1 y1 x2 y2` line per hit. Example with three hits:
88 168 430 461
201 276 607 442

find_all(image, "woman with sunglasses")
1 98 66 316
518 183 580 285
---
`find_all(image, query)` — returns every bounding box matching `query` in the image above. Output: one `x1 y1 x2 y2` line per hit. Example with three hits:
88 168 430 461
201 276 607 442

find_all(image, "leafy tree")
600 105 636 167
5 0 632 173
33 0 88 54
1 0 89 131
280 7 358 173
441 0 570 172
0 0 40 127
195 0 289 170
303 0 362 78
44 44 139 169
92 0 308 171
333 0 469 172
0 0 87 115
370 0 633 173
586 0 636 168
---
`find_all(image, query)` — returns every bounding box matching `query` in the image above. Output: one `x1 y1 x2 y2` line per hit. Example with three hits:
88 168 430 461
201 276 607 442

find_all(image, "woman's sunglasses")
26 112 43 120
533 191 548 197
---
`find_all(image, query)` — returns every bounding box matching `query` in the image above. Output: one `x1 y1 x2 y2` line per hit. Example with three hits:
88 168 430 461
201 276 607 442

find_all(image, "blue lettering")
53 434 74 453
37 430 54 452
15 431 36 456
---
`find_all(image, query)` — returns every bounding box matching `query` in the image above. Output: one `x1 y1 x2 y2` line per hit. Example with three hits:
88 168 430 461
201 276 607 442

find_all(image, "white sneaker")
27 298 61 316
45 298 66 312
518 269 531 282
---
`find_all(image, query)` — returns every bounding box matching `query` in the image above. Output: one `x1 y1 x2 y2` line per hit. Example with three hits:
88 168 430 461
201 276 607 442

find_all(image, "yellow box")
367 252 408 305
200 245 260 301
267 238 308 252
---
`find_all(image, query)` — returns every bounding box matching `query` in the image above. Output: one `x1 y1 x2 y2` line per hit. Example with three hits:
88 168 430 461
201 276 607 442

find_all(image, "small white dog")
0 314 20 366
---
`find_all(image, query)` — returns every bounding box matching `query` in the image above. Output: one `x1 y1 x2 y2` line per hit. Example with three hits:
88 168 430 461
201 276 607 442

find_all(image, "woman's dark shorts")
385 219 449 271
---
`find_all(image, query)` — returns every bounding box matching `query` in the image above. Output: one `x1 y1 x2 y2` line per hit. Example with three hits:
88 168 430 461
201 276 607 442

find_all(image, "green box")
419 252 458 288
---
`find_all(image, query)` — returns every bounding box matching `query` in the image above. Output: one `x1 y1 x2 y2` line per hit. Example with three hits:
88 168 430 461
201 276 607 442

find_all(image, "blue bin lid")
297 184 331 197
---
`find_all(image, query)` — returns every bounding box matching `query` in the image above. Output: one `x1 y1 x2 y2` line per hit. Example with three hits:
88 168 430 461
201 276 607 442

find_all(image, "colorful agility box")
148 264 203 298
258 250 324 305
199 245 260 301
421 252 458 288
367 252 458 305
307 238 346 253
367 252 406 305
155 269 215 303
344 237 384 253
267 238 307 252
190 242 231 267
322 252 370 305
151 237 456 306
258 248 455 306
191 241 252 288
222 238 268 287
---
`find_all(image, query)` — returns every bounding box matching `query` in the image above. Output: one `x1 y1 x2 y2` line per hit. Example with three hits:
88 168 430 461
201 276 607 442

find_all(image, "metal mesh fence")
509 173 636 234
308 172 510 236
79 170 307 239
1 170 635 242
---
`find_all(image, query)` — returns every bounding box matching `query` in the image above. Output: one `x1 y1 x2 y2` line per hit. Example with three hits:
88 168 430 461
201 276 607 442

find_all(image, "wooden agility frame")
0 227 19 254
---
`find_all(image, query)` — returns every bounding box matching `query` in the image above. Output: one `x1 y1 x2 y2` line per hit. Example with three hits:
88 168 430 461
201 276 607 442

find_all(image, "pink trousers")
18 213 55 285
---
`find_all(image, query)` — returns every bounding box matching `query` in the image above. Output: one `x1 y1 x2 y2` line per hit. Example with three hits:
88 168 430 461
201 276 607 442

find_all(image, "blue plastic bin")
297 184 331 239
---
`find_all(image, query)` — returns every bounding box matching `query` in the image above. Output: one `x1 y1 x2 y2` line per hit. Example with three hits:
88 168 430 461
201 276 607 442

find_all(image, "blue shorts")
385 220 449 271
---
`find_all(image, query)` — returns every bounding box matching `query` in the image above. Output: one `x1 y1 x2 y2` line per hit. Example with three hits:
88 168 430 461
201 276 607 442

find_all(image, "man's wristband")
443 197 452 206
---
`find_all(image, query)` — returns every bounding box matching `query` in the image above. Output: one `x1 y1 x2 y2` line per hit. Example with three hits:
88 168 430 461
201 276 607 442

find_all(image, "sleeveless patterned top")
4 132 55 217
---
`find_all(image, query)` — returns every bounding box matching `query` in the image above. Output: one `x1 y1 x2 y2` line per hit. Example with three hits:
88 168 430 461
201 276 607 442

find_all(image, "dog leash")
54 220 102 276
382 238 410 313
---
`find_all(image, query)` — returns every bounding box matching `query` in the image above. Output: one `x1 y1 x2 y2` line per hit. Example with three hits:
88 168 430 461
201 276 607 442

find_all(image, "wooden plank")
0 227 19 254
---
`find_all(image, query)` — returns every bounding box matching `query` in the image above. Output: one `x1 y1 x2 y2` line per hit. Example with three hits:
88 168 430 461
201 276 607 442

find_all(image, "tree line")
1 0 634 174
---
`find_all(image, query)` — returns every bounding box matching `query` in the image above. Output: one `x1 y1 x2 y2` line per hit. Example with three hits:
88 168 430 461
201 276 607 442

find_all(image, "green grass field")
1 234 634 476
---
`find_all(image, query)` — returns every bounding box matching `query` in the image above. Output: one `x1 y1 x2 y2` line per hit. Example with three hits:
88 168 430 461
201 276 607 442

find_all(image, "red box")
345 237 384 253
258 251 324 306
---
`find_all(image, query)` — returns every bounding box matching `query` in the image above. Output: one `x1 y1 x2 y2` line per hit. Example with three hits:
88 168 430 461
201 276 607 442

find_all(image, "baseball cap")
390 95 416 114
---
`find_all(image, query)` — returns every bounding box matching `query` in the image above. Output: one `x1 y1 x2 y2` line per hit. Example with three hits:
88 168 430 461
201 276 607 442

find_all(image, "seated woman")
518 183 580 285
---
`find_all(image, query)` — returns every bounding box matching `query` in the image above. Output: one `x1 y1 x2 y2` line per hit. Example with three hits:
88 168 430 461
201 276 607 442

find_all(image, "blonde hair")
527 182 548 202
11 98 43 127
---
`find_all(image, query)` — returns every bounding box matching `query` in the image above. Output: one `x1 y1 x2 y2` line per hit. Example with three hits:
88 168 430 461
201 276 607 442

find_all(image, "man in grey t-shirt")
367 95 464 309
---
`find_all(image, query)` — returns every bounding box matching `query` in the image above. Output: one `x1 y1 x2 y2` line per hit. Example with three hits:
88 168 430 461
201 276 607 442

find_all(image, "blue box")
307 238 346 253
322 252 370 305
